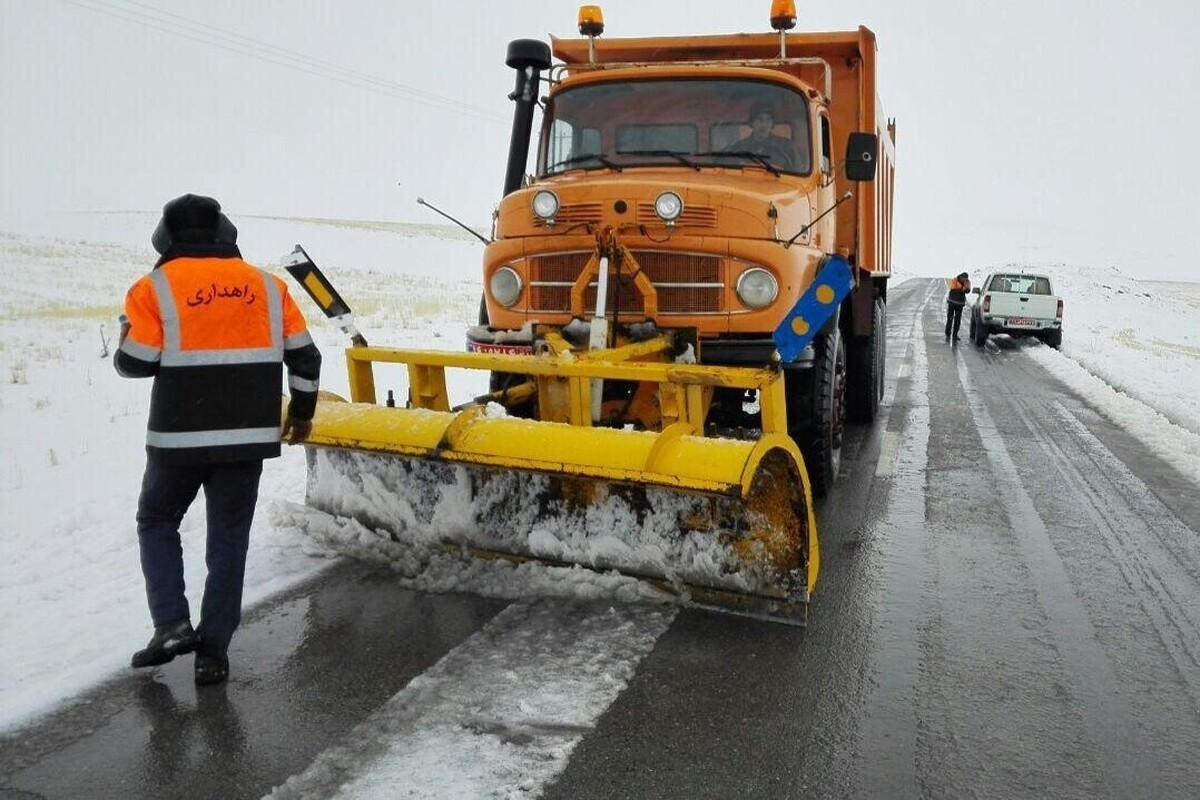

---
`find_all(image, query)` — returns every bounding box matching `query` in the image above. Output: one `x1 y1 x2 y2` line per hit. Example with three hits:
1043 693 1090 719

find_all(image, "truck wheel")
1041 329 1062 349
847 298 885 423
973 315 989 347
969 313 977 341
876 299 887 404
788 328 846 499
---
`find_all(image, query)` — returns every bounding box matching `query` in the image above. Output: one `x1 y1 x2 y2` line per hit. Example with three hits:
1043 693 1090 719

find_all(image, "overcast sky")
3 0 1199 279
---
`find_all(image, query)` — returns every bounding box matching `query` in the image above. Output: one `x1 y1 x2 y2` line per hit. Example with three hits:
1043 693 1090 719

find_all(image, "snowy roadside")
0 214 487 732
963 263 1200 486
2 215 1198 734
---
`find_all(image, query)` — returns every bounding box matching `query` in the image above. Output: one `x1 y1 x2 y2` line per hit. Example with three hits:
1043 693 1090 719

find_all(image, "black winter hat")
151 193 238 254
749 100 776 121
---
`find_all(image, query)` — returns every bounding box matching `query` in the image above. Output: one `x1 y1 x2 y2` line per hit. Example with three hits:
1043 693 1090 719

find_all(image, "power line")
58 0 509 123
117 0 489 114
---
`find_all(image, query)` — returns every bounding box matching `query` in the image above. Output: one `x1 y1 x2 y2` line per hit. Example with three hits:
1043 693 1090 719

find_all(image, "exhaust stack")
502 39 553 196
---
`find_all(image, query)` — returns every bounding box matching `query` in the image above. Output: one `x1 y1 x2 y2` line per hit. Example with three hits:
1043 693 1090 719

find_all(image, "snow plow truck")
285 2 895 624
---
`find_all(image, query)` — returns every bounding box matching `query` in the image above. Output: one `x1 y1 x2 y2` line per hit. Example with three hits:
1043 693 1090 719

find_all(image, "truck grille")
528 251 724 315
531 203 718 229
636 203 718 228
531 203 604 226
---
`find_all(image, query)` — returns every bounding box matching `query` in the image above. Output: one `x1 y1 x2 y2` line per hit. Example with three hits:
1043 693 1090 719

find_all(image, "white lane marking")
896 364 910 380
953 349 1144 798
857 284 933 797
874 430 901 477
267 601 676 800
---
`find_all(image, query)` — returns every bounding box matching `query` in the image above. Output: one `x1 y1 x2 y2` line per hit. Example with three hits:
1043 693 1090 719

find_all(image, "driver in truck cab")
725 101 795 170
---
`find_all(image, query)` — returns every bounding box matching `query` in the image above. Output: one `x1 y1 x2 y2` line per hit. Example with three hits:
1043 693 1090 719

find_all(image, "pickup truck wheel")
847 298 885 423
1041 329 1062 349
788 328 845 499
973 314 989 347
969 313 977 341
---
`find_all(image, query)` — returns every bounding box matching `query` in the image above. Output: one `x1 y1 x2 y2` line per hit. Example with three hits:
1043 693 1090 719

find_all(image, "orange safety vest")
116 254 320 463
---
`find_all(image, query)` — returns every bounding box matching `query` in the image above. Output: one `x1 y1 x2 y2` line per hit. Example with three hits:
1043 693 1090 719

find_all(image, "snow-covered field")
1 214 1198 735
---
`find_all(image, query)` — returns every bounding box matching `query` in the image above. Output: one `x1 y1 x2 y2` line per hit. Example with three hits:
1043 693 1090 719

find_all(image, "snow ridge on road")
266 601 675 800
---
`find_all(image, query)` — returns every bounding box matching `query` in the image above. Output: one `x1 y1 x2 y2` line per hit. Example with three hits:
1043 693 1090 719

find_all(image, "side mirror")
844 132 878 182
971 287 981 295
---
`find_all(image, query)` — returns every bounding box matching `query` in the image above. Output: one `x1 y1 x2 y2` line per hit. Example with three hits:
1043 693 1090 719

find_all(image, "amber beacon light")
770 0 797 31
578 5 605 36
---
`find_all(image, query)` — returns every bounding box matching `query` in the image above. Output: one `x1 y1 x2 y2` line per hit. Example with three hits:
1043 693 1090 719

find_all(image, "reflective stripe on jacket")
115 251 321 464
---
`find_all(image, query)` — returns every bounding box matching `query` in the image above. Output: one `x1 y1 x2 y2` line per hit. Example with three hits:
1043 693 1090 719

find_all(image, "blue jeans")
136 455 263 655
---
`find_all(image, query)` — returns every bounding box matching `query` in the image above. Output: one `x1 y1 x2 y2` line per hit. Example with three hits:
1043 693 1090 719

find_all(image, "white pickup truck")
969 271 1063 348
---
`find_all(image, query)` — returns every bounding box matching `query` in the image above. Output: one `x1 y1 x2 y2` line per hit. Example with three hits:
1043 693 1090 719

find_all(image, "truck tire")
1041 329 1062 349
847 298 885 423
972 313 989 347
787 327 846 499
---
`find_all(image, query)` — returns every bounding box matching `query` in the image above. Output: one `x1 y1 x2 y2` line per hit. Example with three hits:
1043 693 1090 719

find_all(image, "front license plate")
467 341 534 355
1007 317 1037 328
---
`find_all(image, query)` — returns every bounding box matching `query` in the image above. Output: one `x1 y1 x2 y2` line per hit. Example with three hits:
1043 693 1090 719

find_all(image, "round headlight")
654 191 684 222
490 267 523 307
736 268 778 309
531 190 560 220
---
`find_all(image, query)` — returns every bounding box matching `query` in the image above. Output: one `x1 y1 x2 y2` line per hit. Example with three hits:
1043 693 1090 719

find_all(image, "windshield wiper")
555 153 623 172
616 149 701 170
694 150 781 177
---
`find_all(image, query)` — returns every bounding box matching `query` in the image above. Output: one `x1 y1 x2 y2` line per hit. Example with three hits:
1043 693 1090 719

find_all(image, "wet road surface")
3 279 1199 799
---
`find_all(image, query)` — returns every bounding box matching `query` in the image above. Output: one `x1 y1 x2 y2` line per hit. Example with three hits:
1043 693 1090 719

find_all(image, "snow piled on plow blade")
276 446 810 623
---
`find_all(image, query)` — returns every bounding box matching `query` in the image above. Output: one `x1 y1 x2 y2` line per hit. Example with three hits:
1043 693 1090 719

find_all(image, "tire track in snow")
953 346 1147 799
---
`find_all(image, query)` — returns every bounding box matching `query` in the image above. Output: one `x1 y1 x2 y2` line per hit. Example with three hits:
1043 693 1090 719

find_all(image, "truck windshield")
540 79 812 177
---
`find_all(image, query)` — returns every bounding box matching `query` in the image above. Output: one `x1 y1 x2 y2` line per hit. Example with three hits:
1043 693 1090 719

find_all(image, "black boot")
194 651 230 686
131 619 198 668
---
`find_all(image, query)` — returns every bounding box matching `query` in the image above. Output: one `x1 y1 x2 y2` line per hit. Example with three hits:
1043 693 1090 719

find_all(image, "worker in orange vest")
946 271 971 342
115 194 322 685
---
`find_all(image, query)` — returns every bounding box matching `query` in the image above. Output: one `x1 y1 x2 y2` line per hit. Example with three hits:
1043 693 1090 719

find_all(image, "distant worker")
726 101 795 170
946 271 971 341
115 193 322 686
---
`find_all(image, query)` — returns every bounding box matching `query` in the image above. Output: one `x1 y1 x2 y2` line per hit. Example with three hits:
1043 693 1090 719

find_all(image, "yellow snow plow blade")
296 344 819 623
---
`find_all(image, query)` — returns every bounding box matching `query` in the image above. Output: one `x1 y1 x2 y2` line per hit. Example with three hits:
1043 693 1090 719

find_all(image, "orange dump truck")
287 3 895 623
474 5 896 497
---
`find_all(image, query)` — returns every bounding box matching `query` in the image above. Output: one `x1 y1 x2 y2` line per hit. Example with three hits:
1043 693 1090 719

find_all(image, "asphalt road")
3 278 1198 799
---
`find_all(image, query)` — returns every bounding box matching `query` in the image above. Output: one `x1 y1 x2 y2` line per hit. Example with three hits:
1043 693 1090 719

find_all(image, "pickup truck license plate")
467 341 535 355
1007 317 1037 328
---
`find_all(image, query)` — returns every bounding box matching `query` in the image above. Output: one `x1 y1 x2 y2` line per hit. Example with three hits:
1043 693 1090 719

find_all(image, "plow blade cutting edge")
290 345 819 624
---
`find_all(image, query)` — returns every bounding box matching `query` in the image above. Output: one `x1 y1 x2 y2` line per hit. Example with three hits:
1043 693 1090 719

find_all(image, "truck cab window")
548 120 601 166
617 124 698 153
